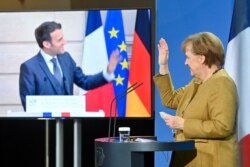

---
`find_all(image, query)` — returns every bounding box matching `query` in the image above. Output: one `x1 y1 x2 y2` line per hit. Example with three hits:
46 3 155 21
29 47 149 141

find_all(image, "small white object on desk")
134 138 156 143
119 127 130 142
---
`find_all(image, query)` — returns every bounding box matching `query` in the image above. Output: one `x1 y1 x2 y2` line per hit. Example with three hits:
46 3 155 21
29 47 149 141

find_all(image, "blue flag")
104 10 129 117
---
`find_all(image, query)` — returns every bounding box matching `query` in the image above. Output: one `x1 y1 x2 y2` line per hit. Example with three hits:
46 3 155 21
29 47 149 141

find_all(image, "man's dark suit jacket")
19 51 108 110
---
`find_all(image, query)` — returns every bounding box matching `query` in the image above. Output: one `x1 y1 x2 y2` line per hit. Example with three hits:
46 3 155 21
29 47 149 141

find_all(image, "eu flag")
104 10 129 117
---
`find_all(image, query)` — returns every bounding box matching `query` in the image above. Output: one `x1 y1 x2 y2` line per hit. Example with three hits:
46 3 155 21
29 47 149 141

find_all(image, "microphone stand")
112 82 143 138
108 82 143 140
108 82 139 141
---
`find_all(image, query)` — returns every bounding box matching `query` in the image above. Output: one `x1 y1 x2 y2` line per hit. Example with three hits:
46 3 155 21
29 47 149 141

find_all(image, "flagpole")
56 119 63 167
45 119 49 167
74 119 82 167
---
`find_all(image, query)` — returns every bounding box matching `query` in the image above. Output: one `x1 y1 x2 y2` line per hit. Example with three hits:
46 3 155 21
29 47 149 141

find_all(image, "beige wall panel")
64 42 84 66
0 42 83 74
0 12 56 42
0 11 85 42
54 11 85 41
0 75 20 104
122 10 136 36
0 43 39 74
0 105 23 113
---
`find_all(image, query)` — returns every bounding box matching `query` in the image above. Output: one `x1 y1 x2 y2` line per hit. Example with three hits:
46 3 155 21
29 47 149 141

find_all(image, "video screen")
0 9 153 118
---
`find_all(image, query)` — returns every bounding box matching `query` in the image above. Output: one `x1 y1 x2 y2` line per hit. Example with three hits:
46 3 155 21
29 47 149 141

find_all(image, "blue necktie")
51 58 62 85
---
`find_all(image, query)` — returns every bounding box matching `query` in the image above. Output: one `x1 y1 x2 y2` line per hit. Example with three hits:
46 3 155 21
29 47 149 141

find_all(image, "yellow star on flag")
118 41 127 52
108 27 119 38
120 59 129 70
115 74 125 86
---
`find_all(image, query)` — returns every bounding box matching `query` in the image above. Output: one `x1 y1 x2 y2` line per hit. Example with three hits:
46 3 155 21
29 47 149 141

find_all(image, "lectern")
95 137 195 167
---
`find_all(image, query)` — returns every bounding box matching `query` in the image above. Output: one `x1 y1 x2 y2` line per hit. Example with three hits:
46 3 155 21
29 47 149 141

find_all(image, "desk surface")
95 137 195 152
95 137 195 167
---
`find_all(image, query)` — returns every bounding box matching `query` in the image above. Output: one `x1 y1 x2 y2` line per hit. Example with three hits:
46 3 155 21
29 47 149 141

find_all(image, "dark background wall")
0 119 154 167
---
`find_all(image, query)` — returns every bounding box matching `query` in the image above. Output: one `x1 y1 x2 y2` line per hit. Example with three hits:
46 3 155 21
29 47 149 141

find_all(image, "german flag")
126 9 151 117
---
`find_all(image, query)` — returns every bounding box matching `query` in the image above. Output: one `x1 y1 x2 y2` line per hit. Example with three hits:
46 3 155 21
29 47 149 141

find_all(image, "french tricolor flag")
225 0 250 166
81 10 115 116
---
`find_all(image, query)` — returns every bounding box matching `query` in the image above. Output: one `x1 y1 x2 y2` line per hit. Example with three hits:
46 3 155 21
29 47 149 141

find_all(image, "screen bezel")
0 0 155 119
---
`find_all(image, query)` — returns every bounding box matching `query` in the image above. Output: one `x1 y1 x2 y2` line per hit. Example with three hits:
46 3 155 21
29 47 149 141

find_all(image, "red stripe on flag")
240 134 250 166
129 32 151 114
85 83 116 117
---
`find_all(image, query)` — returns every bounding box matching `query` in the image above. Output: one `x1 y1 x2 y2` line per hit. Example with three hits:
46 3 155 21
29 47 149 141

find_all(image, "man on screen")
19 21 120 110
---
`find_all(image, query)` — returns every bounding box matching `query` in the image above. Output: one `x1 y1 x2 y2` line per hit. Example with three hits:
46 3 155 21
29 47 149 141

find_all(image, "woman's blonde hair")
181 32 225 68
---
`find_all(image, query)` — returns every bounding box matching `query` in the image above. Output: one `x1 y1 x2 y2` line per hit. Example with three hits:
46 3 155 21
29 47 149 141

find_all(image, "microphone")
108 82 138 139
112 82 143 138
107 82 143 140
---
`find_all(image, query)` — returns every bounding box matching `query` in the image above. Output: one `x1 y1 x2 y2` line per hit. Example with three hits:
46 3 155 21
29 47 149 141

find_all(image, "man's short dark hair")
35 21 62 48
